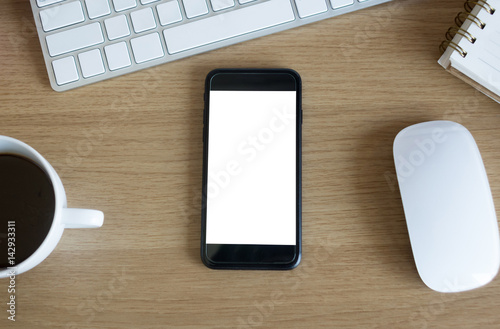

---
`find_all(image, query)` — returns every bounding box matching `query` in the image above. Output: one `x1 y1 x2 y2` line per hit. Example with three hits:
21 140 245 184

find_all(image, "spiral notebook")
438 0 500 103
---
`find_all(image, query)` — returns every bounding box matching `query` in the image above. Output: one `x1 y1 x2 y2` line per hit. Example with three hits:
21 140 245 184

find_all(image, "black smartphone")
201 68 302 270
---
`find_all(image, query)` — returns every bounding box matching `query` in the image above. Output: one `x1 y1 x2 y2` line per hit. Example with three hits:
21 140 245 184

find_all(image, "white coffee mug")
0 136 104 278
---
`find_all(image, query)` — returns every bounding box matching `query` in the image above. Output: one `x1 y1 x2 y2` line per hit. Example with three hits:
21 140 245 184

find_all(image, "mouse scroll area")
393 121 500 293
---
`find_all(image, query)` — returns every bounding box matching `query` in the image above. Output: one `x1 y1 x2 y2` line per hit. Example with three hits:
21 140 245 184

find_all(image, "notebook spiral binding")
439 0 496 58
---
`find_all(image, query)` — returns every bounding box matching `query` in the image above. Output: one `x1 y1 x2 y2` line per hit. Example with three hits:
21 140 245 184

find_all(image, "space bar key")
163 0 295 54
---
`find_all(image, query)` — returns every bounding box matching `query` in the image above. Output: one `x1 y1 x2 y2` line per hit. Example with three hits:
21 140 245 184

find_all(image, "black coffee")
0 154 55 268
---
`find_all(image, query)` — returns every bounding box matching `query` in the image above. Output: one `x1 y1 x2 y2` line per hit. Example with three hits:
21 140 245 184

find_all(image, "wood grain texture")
1 0 500 328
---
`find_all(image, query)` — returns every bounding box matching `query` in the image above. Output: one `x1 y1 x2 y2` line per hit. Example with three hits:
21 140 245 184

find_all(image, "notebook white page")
439 0 500 102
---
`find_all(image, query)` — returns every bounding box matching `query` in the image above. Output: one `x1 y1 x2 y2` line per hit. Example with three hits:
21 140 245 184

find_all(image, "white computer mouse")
393 120 500 293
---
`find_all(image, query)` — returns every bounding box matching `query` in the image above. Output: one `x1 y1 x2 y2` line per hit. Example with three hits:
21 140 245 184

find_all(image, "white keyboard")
30 0 392 92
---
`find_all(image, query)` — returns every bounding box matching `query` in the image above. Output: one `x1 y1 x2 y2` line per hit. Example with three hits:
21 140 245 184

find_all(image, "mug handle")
61 208 104 228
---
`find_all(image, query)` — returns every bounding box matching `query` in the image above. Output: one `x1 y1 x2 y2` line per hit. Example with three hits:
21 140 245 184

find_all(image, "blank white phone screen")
206 90 296 245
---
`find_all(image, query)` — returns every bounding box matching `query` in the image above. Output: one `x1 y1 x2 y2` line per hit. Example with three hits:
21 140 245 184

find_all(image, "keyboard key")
182 0 209 18
164 0 295 54
295 0 327 18
40 1 85 32
211 0 235 11
239 0 256 3
105 15 131 40
46 23 105 57
85 0 112 19
112 0 137 11
130 7 157 33
52 56 79 85
141 0 160 3
36 0 64 7
131 33 164 63
330 0 354 9
78 49 106 78
157 1 183 26
105 42 132 70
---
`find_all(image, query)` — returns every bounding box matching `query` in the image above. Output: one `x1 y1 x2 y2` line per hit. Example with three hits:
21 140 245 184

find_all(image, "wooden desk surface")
1 0 500 328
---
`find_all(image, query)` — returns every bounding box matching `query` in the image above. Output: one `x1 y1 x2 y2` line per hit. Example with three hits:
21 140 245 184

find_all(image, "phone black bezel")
201 68 302 270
